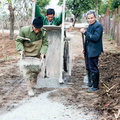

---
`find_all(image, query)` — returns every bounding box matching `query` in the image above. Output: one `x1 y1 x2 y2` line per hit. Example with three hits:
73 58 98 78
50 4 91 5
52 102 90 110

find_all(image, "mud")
0 28 120 119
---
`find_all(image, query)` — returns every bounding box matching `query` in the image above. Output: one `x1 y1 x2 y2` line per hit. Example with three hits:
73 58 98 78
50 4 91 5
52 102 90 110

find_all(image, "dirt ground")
0 28 120 119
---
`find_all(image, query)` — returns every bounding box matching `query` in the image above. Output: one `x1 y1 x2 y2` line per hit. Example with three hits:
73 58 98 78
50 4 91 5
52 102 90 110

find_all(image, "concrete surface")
38 78 67 88
0 90 99 120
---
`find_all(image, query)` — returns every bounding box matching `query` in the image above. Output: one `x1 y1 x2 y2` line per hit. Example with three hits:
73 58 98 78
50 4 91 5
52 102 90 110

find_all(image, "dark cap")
32 16 43 28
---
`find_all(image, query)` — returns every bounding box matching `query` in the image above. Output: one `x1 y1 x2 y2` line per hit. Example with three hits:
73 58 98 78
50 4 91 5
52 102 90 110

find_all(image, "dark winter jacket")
84 21 103 58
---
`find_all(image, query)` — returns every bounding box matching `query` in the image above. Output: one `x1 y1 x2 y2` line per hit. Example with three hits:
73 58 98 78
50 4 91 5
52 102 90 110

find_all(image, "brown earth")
0 28 120 119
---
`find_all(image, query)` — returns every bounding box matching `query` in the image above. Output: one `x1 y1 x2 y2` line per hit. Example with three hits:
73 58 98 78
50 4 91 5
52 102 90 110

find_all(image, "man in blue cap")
16 16 48 96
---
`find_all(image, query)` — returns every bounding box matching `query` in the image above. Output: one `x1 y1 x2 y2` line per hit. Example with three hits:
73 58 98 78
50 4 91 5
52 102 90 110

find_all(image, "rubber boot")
83 70 89 83
82 70 92 88
27 80 35 97
87 72 99 92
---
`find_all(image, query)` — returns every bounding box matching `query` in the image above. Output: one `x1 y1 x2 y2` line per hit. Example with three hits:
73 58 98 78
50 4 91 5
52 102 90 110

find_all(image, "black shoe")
87 87 99 92
90 71 99 88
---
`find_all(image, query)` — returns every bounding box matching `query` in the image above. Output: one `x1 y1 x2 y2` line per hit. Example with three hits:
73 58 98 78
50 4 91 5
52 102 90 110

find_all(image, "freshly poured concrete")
0 91 99 120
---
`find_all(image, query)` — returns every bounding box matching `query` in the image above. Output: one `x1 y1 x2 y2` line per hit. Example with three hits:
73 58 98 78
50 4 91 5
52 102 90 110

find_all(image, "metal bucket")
18 57 43 73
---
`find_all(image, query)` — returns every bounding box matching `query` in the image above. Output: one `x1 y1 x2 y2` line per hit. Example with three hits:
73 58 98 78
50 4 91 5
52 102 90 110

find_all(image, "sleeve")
35 4 41 17
35 4 45 20
84 24 103 42
15 28 25 52
40 30 48 55
55 12 62 26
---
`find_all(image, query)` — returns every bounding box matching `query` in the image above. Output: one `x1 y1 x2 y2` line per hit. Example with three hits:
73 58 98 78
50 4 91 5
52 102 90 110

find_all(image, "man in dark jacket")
80 10 103 92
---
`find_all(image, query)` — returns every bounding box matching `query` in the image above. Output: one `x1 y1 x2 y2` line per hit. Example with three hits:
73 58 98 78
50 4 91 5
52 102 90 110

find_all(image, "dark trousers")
85 52 100 88
85 53 99 73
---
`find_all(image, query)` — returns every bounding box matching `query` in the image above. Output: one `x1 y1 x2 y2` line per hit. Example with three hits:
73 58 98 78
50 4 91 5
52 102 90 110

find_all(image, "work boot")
27 80 34 97
87 72 99 92
83 70 89 83
59 78 64 84
32 83 40 89
28 89 35 97
82 70 92 88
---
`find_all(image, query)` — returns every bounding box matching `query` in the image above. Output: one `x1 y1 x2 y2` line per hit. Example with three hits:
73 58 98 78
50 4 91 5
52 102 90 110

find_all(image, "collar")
90 20 97 26
48 20 53 25
30 26 34 32
30 26 43 34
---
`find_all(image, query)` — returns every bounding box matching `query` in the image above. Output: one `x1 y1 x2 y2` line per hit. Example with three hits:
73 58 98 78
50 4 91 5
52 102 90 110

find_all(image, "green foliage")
99 1 109 15
110 0 120 10
36 0 50 7
99 0 120 14
58 0 102 18
36 0 50 14
6 0 12 4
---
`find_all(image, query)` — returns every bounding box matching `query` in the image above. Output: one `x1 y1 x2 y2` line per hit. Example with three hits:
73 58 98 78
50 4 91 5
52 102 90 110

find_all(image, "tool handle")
82 33 85 51
81 33 86 67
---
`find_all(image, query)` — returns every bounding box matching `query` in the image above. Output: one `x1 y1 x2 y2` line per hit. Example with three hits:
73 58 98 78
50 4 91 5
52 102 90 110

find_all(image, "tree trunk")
105 10 110 34
72 16 77 27
8 4 14 40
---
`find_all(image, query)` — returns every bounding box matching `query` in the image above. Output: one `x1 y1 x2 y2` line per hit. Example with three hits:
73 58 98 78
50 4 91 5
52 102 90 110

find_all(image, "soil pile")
49 52 120 120
0 33 17 59
96 52 120 119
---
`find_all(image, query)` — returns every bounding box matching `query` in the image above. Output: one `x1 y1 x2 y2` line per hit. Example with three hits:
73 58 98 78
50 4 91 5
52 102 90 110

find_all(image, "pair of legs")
84 53 100 92
25 72 40 97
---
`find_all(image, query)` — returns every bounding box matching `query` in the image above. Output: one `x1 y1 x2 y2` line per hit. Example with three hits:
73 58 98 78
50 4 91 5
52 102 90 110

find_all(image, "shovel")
81 33 88 83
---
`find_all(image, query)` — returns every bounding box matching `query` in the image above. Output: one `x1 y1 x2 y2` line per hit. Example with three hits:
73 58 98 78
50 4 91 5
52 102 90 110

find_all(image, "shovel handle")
81 33 87 67
82 33 85 51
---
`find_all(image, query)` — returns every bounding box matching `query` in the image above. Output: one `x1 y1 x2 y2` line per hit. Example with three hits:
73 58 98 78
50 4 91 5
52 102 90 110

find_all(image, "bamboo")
106 85 116 93
103 83 109 90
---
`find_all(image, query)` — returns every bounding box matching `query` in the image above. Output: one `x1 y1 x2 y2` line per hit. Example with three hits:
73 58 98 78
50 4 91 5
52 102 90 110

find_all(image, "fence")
99 6 120 46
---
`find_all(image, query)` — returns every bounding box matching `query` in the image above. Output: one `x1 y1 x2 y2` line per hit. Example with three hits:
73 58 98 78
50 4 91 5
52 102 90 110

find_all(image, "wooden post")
117 6 120 46
105 10 110 35
59 0 66 83
32 0 36 21
111 8 117 40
